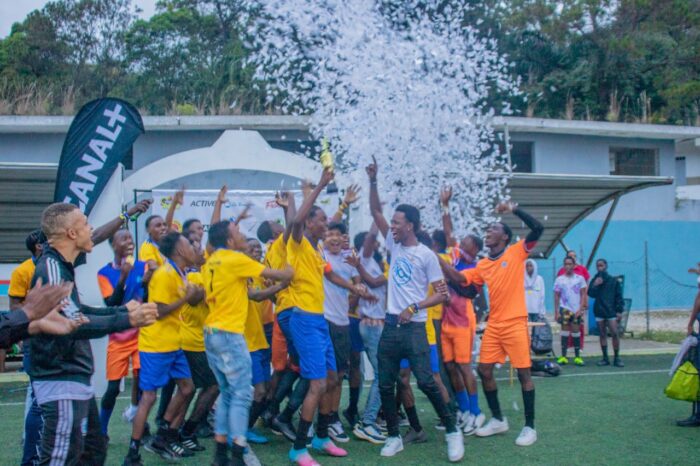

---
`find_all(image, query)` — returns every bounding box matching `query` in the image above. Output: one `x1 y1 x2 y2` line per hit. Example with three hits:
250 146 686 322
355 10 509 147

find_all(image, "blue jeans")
204 330 252 444
22 386 43 466
359 322 383 425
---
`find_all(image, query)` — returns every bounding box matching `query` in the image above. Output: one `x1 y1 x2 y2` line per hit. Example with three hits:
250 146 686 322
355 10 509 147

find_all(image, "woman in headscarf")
525 259 546 319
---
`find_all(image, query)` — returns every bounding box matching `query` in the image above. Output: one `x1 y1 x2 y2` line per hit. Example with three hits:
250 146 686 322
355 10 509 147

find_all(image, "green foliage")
0 0 698 123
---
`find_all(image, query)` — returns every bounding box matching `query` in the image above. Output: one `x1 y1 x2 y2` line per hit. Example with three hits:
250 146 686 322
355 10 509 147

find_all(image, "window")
510 141 534 173
495 140 534 173
609 147 659 176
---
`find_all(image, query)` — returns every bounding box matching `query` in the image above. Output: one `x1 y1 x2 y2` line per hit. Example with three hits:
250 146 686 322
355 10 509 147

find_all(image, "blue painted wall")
535 220 699 312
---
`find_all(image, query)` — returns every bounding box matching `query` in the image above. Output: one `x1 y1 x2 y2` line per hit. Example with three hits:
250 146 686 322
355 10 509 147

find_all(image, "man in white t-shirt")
554 256 588 366
366 157 464 462
322 222 360 443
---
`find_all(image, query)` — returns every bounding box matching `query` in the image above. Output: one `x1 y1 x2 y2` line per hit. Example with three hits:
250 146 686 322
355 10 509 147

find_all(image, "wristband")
441 205 450 216
119 212 128 226
408 303 419 315
339 202 349 211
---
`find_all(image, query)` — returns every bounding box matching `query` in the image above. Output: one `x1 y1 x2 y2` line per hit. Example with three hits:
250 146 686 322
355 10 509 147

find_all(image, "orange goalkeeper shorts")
441 324 475 364
479 317 531 369
271 315 289 372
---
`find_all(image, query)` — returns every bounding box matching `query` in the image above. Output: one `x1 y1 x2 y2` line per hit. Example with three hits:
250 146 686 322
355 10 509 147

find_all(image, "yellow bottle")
320 138 334 172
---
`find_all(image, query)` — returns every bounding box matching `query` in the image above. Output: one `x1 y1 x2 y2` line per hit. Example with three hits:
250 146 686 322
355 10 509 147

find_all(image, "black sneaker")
676 414 700 427
260 408 276 428
596 358 610 366
342 408 358 428
180 433 205 452
171 440 195 457
613 357 625 368
122 452 144 466
144 436 182 461
271 416 296 442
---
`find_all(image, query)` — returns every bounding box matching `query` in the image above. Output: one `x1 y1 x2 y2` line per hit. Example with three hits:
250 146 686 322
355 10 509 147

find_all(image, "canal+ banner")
55 98 144 214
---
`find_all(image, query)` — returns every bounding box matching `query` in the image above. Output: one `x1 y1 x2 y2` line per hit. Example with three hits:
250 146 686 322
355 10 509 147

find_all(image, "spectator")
587 259 624 367
554 257 587 366
525 259 546 319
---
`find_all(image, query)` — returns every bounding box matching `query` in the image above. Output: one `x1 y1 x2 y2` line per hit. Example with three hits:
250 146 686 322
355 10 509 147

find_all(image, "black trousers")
38 396 106 465
378 317 455 437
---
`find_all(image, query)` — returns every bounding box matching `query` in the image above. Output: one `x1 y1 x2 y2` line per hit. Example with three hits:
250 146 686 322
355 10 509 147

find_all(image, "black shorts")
327 321 350 373
184 350 217 389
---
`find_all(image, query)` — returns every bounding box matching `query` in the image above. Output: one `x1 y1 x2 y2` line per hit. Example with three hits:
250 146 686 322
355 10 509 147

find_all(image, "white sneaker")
463 412 485 436
244 446 262 466
456 411 467 430
121 404 138 423
515 426 537 446
380 436 404 457
475 417 509 437
445 431 464 462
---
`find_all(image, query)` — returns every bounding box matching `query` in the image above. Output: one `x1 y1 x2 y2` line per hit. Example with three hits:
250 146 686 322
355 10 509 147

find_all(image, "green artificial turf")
0 354 695 465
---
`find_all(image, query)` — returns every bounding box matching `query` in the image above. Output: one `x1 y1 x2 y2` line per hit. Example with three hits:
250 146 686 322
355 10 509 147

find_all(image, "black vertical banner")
54 98 144 215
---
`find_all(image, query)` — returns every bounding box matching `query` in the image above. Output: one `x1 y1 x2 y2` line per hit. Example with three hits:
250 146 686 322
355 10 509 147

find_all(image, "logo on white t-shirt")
393 257 413 286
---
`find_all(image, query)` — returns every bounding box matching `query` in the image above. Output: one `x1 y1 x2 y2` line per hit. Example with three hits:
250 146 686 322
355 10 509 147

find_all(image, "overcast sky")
0 0 158 38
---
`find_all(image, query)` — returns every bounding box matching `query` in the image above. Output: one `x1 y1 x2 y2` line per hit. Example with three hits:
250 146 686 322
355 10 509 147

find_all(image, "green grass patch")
0 354 695 465
637 330 688 344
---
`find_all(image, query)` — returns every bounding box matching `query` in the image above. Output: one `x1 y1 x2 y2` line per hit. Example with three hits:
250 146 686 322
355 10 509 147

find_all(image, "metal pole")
645 241 650 334
586 195 620 269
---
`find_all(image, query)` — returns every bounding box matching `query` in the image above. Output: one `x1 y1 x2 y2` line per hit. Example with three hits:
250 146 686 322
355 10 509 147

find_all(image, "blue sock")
468 393 481 416
99 407 113 436
455 390 470 413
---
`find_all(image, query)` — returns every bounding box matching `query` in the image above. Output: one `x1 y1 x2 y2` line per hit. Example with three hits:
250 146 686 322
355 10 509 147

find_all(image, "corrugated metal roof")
504 173 673 257
0 164 672 262
0 163 57 262
2 115 700 141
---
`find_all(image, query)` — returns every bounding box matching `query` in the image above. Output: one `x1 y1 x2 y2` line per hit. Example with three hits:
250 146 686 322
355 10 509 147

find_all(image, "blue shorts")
139 350 191 391
290 309 337 380
349 316 365 352
276 308 298 362
430 344 440 374
251 349 272 385
400 358 410 370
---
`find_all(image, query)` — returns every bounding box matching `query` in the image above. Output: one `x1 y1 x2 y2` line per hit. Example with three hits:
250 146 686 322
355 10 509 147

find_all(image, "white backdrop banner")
150 189 340 243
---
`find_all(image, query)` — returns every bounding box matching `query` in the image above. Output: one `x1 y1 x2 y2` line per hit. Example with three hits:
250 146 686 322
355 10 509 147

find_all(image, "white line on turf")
0 369 668 407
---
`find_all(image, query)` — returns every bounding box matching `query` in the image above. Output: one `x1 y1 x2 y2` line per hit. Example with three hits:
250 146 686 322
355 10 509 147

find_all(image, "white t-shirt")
385 233 443 322
358 249 387 319
553 273 587 312
323 250 358 326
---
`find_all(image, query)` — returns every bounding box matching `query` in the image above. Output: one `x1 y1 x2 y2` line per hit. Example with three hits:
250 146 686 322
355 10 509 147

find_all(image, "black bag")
530 315 553 355
531 359 561 377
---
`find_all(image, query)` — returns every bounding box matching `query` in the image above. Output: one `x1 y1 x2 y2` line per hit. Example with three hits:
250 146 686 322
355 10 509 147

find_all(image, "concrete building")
1 115 698 311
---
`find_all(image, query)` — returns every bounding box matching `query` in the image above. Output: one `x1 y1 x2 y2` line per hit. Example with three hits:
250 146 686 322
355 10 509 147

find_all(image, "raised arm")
440 186 456 247
290 169 334 243
91 199 152 246
330 184 361 224
211 185 227 225
234 202 253 226
366 156 389 238
165 188 184 231
275 191 296 243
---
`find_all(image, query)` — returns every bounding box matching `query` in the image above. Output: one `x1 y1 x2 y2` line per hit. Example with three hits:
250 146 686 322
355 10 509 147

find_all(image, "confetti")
239 0 518 234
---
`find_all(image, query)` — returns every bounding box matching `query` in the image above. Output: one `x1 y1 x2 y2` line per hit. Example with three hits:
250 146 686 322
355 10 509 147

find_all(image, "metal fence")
536 242 697 316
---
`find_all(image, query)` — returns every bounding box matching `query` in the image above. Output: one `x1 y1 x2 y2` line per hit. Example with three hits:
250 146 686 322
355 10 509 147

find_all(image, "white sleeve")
578 275 588 289
385 232 396 254
424 249 444 283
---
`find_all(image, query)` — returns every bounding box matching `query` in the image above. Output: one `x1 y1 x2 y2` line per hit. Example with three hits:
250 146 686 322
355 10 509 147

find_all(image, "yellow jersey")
202 248 266 334
9 258 35 299
245 276 271 352
140 262 184 352
180 272 209 352
265 236 293 313
286 236 327 314
139 240 165 267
